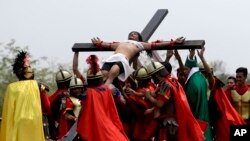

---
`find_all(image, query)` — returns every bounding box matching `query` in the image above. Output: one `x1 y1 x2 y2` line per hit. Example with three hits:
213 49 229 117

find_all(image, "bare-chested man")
91 31 185 85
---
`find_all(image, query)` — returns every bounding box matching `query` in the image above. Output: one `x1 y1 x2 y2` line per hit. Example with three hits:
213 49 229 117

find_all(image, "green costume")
184 57 213 141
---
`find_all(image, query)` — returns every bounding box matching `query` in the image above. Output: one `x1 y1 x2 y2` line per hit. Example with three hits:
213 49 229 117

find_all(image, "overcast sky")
0 0 250 74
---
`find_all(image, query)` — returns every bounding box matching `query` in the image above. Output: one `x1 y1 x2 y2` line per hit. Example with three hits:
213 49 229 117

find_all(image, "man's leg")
101 70 109 82
105 64 120 85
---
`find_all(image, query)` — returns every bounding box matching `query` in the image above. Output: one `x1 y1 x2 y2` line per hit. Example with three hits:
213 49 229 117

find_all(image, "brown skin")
236 72 246 86
227 78 236 88
23 66 34 79
197 46 215 90
91 35 185 85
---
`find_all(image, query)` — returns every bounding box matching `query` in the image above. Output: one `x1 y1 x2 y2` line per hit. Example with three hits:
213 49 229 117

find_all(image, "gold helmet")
134 67 151 80
198 62 212 71
69 77 83 89
146 61 164 75
56 69 72 83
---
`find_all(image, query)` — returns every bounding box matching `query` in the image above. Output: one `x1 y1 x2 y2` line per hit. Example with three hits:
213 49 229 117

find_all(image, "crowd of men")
0 31 249 141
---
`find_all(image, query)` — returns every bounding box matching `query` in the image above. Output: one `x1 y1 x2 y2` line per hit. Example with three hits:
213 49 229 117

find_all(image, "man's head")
128 31 143 41
69 77 84 97
227 76 236 88
160 61 172 74
12 51 34 80
198 62 213 78
134 67 151 87
236 67 248 86
86 55 103 87
55 69 72 89
146 61 168 84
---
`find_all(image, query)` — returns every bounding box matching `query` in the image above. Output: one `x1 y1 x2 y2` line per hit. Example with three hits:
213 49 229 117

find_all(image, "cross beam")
72 9 205 52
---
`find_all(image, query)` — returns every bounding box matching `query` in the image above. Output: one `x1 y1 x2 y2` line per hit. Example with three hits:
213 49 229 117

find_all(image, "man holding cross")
91 32 185 85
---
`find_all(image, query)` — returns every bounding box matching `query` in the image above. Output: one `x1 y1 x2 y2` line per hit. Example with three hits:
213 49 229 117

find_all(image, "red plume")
86 55 100 75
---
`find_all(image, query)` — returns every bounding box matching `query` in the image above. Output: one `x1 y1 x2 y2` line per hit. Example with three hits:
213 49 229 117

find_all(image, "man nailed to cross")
72 9 204 86
91 34 185 85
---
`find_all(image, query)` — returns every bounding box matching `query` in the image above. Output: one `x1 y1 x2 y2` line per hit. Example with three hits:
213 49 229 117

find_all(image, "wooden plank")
141 9 168 41
72 40 205 52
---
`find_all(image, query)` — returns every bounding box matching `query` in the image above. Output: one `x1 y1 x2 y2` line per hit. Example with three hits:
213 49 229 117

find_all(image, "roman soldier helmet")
56 69 72 83
86 55 103 87
134 67 151 80
69 77 83 89
146 61 165 76
198 62 212 72
12 50 34 80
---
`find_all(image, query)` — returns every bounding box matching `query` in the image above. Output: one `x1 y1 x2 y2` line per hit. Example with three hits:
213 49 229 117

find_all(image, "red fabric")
77 86 128 141
58 98 77 139
166 77 205 141
234 84 250 95
130 86 157 140
214 87 246 141
49 89 68 139
65 97 74 111
40 90 51 116
49 89 67 105
58 112 71 139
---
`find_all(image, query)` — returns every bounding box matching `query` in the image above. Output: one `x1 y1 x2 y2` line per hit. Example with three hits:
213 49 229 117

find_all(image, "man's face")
236 72 246 85
227 79 236 88
71 87 82 96
23 66 34 79
183 67 190 78
128 32 140 41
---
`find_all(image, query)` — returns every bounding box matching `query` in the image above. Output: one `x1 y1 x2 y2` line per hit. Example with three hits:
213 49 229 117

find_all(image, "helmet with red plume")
86 55 103 87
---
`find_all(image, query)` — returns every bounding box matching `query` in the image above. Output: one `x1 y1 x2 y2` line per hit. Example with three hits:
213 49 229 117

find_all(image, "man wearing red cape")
197 47 246 141
76 55 128 141
144 61 205 141
126 67 158 141
49 69 72 139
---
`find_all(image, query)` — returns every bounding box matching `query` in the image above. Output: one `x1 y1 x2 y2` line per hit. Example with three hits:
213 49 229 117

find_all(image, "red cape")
214 87 246 141
49 89 69 139
128 86 157 140
167 77 205 141
77 85 128 141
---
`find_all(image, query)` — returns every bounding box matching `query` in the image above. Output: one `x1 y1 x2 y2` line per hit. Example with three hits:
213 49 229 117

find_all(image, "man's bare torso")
114 42 141 61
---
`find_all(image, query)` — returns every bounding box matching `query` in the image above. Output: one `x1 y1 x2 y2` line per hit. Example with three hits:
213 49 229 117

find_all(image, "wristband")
170 39 175 47
96 41 103 50
151 42 156 49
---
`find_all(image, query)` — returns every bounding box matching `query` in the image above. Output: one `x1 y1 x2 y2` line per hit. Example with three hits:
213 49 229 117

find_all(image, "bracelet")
151 42 157 49
108 43 112 49
96 41 103 50
170 39 175 47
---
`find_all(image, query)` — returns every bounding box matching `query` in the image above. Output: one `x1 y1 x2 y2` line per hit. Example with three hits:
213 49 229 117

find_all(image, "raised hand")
175 36 185 44
197 46 205 59
91 37 102 45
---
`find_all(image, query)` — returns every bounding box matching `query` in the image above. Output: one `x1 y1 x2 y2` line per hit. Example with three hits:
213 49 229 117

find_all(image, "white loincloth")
105 53 134 82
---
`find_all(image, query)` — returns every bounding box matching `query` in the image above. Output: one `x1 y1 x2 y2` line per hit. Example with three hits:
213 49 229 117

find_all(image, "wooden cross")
72 9 205 52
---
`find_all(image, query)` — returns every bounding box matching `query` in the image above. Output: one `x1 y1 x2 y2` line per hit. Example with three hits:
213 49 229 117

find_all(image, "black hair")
236 67 248 77
227 76 236 83
12 50 29 80
128 31 143 41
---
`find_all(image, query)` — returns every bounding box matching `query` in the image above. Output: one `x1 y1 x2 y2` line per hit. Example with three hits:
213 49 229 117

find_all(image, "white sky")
0 0 250 74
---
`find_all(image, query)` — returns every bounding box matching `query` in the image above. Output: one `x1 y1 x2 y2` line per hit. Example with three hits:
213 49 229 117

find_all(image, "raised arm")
91 37 120 50
73 52 82 78
197 46 215 89
165 50 174 62
142 36 185 50
174 49 185 69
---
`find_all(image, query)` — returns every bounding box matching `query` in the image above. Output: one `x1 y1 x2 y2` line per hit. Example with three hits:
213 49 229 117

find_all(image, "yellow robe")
0 80 45 141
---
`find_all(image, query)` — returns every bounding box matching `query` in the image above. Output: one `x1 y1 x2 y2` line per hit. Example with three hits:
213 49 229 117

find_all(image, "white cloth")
185 67 199 84
105 53 134 82
124 40 144 51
